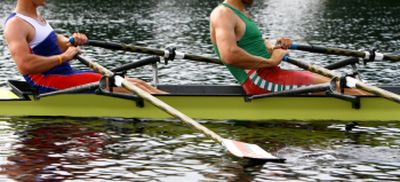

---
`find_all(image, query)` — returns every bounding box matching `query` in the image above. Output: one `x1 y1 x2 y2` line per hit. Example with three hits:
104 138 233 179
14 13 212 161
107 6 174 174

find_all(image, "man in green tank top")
210 0 364 95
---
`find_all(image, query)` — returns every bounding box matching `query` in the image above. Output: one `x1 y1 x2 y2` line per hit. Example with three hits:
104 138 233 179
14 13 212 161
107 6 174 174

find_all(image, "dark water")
1 118 400 181
1 0 400 181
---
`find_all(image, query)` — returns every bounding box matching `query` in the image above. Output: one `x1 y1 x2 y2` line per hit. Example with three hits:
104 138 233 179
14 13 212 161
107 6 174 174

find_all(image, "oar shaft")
324 57 359 70
291 43 400 62
122 80 224 142
76 55 114 76
384 54 400 62
292 44 365 58
87 40 223 65
183 54 223 65
112 56 160 73
286 57 400 104
88 40 165 57
76 55 224 142
286 57 338 78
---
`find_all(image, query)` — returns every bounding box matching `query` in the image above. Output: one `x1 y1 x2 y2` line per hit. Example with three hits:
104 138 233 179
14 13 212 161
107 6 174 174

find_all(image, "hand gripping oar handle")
78 39 223 65
74 53 284 162
290 43 400 62
283 56 400 104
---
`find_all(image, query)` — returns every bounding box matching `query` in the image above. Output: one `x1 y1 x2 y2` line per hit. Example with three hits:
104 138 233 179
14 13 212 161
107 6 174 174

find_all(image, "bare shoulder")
210 5 235 23
4 17 24 31
4 17 30 38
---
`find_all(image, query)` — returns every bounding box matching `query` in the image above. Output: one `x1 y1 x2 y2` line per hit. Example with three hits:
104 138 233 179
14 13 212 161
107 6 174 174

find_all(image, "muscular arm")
210 8 285 69
4 18 78 75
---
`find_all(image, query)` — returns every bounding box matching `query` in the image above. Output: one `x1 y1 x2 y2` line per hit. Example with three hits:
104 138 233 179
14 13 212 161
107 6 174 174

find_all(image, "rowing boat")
1 80 399 121
1 40 399 122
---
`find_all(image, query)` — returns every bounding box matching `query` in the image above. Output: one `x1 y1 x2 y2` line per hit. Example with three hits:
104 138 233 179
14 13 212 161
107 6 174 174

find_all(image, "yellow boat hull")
1 88 399 121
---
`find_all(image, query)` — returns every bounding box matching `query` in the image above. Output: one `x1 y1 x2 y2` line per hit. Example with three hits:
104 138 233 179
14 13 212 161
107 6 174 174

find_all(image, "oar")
79 39 400 103
290 43 400 62
112 56 160 73
324 57 359 70
284 56 400 104
85 40 223 65
75 54 285 162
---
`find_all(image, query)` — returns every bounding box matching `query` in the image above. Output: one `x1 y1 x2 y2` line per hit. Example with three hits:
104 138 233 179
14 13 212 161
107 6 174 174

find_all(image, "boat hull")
1 92 399 121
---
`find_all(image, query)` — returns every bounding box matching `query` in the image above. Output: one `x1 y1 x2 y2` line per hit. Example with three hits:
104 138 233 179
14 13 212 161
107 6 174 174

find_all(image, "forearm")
16 54 65 74
222 47 280 69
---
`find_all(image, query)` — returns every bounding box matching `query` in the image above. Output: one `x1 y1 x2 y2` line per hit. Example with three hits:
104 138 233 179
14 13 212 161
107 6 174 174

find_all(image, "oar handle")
69 37 75 44
290 43 400 62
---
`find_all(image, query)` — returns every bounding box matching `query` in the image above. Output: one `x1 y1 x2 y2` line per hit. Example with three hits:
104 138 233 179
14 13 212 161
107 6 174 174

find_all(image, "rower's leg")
125 78 168 94
309 72 369 95
109 78 167 94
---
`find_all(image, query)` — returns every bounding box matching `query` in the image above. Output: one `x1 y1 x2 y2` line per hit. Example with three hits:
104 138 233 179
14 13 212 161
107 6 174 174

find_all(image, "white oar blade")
222 139 285 162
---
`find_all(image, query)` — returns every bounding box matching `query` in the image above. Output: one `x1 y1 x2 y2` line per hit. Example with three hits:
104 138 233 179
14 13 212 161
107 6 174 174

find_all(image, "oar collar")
363 48 384 63
164 47 176 64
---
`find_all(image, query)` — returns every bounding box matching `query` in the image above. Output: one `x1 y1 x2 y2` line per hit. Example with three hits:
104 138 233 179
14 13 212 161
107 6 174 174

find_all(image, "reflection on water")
1 0 400 181
0 118 228 181
0 118 113 181
1 118 400 181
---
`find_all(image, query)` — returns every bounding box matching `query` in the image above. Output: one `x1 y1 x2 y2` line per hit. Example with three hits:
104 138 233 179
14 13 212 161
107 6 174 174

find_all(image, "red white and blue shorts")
242 66 314 95
25 71 102 93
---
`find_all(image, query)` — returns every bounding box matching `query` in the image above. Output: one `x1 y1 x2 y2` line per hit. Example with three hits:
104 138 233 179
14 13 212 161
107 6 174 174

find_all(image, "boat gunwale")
3 83 400 99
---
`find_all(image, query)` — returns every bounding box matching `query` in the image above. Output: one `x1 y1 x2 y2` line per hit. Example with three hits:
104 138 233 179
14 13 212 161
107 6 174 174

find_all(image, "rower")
3 0 165 94
209 0 365 95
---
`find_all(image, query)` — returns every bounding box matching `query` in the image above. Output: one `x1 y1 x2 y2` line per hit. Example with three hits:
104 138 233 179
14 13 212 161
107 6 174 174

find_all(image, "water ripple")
1 0 400 181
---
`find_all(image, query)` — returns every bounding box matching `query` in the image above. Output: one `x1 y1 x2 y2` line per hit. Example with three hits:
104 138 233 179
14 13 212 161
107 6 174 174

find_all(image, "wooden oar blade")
222 139 285 162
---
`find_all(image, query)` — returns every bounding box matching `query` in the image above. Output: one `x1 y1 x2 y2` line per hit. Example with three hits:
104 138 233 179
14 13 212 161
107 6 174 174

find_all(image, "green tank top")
213 3 271 84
